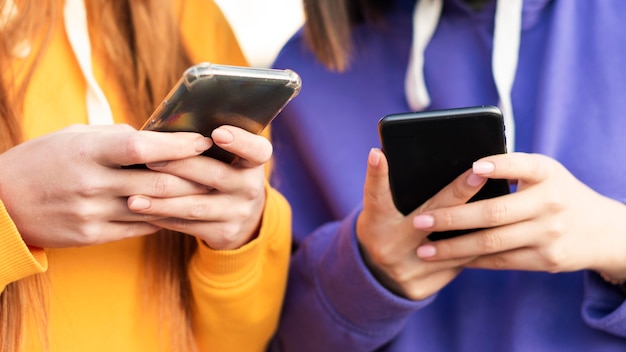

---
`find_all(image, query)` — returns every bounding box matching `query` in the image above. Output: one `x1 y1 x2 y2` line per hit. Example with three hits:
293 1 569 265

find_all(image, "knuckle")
497 155 515 174
405 283 429 301
483 200 507 226
74 177 105 197
150 173 171 197
438 208 456 228
387 265 412 287
123 134 149 162
479 232 503 253
209 165 228 185
544 220 566 240
188 201 210 220
242 183 264 201
366 242 397 268
540 245 567 272
451 179 472 201
75 222 102 245
212 223 243 246
170 217 192 231
544 197 565 213
527 153 552 180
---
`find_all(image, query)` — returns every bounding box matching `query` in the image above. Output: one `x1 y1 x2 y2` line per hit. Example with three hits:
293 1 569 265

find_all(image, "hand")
127 126 272 250
414 153 626 281
0 124 213 248
355 148 488 300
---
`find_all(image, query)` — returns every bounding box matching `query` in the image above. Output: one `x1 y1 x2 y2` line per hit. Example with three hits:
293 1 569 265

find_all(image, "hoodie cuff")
0 200 48 292
315 206 434 335
582 270 626 337
189 183 289 289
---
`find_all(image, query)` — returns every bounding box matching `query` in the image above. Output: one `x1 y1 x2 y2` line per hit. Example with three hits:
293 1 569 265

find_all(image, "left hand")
127 125 271 249
414 152 626 280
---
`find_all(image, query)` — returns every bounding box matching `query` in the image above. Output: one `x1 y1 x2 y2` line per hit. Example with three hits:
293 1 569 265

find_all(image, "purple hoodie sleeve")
582 270 626 337
269 207 435 351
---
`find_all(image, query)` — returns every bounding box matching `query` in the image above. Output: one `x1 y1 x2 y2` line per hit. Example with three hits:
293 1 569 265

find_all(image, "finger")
464 248 549 272
145 155 263 194
109 167 210 197
412 183 550 234
473 152 554 185
211 126 272 167
363 148 399 219
127 194 229 221
106 221 162 240
416 220 538 260
91 130 212 166
415 169 488 215
107 196 166 222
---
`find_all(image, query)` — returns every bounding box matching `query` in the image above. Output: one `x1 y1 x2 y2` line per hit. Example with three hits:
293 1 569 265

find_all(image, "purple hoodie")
269 0 626 351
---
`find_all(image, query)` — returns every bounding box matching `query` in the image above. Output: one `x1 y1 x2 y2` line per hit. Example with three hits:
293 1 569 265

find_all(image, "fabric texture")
269 0 626 350
0 0 291 351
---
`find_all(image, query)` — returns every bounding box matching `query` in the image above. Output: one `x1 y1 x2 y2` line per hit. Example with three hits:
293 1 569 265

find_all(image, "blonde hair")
0 0 199 350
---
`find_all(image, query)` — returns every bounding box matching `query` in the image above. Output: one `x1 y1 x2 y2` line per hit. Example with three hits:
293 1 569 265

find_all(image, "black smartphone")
378 105 510 241
140 62 302 164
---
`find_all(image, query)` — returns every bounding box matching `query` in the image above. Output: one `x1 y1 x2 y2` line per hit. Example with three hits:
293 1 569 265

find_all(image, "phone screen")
378 106 510 241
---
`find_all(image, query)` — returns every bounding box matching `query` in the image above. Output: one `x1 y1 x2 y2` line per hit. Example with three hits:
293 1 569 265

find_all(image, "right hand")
0 124 212 249
356 148 486 300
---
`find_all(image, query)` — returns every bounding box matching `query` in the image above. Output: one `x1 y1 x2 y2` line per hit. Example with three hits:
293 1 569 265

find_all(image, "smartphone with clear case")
141 62 301 164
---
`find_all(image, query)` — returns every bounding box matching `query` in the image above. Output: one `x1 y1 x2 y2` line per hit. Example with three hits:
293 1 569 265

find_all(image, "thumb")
362 148 396 216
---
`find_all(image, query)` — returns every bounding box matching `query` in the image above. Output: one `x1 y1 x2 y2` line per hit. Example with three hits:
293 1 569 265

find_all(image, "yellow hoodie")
0 0 291 351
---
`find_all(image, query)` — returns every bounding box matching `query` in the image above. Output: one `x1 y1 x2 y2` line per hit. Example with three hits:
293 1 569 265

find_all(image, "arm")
269 148 489 351
270 208 430 352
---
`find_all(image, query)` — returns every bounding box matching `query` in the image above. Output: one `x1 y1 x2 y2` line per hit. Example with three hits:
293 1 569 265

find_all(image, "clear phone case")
141 62 301 163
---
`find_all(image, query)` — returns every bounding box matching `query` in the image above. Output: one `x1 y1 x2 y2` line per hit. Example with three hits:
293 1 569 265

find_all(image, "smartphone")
140 62 302 164
378 105 510 241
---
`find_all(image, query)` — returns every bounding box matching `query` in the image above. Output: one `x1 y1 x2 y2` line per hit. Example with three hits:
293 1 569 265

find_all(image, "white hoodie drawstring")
64 0 114 125
405 0 523 152
492 0 522 151
405 0 443 112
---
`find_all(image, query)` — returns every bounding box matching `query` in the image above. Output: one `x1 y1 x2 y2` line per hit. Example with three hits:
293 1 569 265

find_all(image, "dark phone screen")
378 106 510 241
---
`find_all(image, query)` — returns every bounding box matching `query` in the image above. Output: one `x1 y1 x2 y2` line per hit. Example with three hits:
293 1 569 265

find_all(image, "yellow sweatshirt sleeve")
189 184 291 352
0 200 48 292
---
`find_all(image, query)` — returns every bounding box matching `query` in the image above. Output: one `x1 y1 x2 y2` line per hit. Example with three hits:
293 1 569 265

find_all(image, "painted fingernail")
473 161 495 174
417 245 437 258
195 137 213 152
211 128 233 144
413 214 434 229
129 196 151 211
368 148 381 167
467 173 486 187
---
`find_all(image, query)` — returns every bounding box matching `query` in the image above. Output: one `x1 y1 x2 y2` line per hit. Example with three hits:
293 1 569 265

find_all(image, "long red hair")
0 0 199 350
